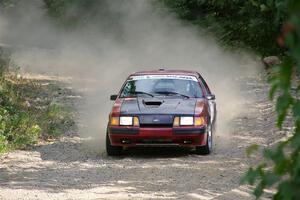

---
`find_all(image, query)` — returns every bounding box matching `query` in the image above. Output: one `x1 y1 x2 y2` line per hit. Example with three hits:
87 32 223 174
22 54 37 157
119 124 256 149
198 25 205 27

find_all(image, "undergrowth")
0 58 75 153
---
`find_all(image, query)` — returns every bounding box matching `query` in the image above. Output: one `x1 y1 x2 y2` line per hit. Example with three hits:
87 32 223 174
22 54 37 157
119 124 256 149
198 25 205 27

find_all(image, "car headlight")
110 116 139 126
180 116 194 125
120 116 133 125
173 116 205 126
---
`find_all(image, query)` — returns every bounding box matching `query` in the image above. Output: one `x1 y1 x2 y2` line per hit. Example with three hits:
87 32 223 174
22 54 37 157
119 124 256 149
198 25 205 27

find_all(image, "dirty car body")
106 69 216 155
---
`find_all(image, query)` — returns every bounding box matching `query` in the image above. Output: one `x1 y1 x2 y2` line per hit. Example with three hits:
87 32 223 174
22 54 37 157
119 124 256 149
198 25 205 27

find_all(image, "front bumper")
108 126 207 147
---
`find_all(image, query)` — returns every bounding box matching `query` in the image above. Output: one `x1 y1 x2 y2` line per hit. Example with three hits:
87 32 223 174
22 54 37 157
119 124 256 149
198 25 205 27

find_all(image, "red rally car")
106 69 217 156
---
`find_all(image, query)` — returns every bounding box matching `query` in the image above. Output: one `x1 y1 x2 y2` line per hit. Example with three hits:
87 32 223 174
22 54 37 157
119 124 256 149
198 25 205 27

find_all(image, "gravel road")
0 73 291 200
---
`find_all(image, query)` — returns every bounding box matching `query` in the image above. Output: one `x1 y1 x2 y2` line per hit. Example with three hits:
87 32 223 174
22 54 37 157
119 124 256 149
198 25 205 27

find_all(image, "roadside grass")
0 64 76 153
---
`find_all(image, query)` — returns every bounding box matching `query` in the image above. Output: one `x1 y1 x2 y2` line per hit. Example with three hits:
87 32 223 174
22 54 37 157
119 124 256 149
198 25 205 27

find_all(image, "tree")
160 0 287 56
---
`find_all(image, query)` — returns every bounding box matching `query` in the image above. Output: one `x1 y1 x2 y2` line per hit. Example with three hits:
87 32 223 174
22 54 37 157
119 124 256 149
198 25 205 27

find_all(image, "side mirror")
110 95 118 101
206 94 215 100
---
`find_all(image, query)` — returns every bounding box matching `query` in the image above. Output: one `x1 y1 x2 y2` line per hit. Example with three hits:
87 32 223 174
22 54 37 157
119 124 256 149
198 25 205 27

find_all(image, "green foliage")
242 1 300 199
0 53 75 152
43 101 74 136
0 69 41 151
160 0 288 56
0 134 7 153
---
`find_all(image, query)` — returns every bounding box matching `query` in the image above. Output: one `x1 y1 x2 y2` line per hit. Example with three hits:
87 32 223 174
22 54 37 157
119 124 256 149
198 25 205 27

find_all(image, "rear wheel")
106 131 122 156
195 125 213 155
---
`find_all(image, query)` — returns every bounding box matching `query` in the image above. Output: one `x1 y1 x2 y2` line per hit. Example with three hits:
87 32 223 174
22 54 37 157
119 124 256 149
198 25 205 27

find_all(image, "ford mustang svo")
106 69 216 156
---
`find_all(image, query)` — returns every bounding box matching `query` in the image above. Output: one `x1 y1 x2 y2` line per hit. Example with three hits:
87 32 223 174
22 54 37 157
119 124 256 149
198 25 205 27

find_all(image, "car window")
120 75 204 98
153 79 176 93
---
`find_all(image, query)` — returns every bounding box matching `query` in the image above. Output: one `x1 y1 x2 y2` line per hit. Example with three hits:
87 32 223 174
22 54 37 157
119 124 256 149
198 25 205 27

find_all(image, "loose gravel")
0 73 291 200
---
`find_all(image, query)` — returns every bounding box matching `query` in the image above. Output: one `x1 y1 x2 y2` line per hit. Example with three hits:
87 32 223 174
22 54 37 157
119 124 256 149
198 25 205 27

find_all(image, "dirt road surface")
0 73 290 200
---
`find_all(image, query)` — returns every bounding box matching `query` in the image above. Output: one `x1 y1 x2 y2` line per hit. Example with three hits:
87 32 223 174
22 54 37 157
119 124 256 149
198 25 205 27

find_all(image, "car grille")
139 123 173 128
139 115 174 127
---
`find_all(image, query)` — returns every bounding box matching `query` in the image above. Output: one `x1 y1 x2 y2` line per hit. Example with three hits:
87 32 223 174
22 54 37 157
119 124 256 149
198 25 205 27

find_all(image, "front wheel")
195 125 213 155
106 132 122 156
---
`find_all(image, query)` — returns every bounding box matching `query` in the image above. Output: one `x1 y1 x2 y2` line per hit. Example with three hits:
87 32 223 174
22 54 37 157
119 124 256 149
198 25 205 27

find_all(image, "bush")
0 73 41 151
0 64 76 152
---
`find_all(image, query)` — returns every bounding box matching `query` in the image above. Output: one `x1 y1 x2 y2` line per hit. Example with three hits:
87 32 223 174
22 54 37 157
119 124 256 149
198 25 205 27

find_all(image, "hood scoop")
121 98 197 115
143 100 163 107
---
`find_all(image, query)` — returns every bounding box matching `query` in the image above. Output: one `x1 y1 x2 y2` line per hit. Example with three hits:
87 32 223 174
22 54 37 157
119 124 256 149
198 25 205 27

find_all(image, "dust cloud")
0 0 262 150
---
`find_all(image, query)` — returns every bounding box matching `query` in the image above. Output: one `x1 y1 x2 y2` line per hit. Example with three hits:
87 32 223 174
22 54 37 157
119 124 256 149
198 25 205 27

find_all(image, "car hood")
120 97 198 115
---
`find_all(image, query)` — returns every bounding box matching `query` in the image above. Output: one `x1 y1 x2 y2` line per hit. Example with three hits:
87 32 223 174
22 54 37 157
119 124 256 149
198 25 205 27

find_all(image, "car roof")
130 69 200 77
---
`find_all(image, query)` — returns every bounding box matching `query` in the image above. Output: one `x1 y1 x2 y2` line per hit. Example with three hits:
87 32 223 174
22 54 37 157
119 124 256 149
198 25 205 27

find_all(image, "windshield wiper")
155 91 190 99
134 91 154 97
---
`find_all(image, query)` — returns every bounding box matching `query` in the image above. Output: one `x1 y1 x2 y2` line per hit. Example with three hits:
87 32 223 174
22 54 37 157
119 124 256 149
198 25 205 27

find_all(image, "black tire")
106 132 122 156
195 125 213 155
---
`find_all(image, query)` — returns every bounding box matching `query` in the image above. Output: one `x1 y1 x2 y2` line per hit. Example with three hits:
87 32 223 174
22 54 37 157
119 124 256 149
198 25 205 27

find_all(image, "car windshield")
120 75 203 98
